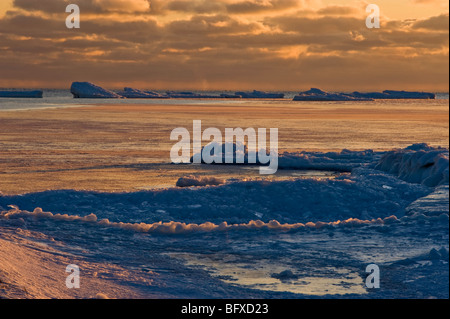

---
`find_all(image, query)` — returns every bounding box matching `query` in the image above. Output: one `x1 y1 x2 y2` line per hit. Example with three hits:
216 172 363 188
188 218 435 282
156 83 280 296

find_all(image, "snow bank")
0 90 43 98
176 176 225 188
374 144 449 187
70 82 122 99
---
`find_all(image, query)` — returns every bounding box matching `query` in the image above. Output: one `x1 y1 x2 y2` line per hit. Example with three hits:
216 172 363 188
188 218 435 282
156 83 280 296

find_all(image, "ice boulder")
70 82 122 99
293 88 373 101
0 90 43 98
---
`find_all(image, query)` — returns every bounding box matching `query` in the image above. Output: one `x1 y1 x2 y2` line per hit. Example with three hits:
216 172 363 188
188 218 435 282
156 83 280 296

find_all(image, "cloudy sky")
0 0 448 91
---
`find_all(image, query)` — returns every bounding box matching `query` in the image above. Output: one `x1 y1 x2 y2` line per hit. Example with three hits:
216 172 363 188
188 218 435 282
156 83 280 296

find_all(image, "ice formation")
293 88 436 101
0 144 448 298
117 87 167 99
0 90 43 98
352 90 436 100
176 176 225 188
374 144 449 187
70 82 122 99
293 88 373 101
235 90 285 99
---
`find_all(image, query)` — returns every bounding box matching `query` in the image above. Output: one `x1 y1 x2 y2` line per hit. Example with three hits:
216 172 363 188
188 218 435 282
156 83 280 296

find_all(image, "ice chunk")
70 82 122 99
176 176 225 188
271 270 299 281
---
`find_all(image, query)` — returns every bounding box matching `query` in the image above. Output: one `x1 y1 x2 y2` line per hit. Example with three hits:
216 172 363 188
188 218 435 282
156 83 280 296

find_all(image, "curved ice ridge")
1 206 447 235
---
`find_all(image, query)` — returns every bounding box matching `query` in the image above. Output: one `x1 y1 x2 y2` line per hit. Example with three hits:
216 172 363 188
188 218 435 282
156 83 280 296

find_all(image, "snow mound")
70 82 122 99
374 144 449 187
176 176 225 188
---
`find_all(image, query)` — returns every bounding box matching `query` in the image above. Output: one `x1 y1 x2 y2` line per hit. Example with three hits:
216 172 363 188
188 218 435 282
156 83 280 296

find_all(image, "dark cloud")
413 13 449 30
226 0 299 14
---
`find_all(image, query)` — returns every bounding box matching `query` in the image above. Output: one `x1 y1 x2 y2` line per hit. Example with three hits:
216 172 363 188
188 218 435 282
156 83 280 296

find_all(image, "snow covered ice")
0 144 448 299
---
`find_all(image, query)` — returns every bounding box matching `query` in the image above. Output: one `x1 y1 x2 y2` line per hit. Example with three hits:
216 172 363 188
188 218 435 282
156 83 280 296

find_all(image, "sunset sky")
0 0 448 91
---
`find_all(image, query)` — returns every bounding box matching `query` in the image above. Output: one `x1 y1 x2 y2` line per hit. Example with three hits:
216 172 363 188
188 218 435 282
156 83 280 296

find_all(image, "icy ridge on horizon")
67 82 437 100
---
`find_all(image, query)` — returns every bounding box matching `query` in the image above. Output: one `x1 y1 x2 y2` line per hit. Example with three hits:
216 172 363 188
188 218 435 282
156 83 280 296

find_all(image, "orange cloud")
0 0 448 91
